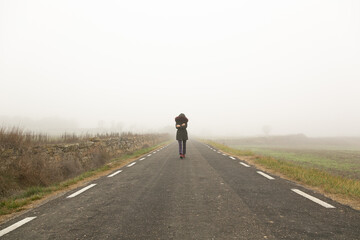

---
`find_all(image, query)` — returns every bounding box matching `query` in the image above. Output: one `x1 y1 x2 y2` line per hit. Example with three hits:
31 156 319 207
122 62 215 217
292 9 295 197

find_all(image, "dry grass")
0 127 169 199
0 138 170 219
0 127 132 148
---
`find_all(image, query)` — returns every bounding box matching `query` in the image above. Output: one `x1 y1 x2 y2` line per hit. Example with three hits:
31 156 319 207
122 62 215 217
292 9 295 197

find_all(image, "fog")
1 0 360 137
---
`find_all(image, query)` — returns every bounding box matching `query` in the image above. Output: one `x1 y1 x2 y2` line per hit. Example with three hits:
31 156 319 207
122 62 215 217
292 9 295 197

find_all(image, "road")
1 140 359 239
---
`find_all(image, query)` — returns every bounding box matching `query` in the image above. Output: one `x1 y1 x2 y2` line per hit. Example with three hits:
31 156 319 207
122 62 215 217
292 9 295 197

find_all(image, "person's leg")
183 140 187 155
178 140 183 155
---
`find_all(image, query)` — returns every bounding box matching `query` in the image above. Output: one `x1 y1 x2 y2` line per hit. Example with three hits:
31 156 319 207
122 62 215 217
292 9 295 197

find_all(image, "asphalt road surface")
1 140 359 239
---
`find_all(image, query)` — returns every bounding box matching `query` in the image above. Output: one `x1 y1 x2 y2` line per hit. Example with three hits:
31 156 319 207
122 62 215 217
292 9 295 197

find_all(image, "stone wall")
0 133 170 197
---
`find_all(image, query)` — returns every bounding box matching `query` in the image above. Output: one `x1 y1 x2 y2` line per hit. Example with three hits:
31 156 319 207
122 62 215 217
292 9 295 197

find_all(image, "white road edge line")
229 156 236 160
139 157 146 161
222 153 227 156
147 154 152 157
291 189 335 208
240 162 250 167
67 184 97 199
108 170 123 178
0 217 37 237
127 162 136 167
257 171 274 180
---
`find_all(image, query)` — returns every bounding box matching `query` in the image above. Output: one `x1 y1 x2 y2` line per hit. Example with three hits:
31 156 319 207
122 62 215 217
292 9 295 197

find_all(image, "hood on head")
175 113 188 123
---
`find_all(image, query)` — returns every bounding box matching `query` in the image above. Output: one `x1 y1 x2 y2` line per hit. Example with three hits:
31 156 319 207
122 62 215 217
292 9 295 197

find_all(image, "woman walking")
175 113 188 159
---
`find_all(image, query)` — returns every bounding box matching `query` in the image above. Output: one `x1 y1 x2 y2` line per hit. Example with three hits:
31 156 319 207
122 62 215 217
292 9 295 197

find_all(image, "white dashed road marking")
139 157 146 161
229 156 236 160
67 184 97 198
0 217 36 237
240 162 250 167
108 170 122 178
147 154 152 157
257 171 275 180
291 189 335 208
127 162 136 167
0 217 37 237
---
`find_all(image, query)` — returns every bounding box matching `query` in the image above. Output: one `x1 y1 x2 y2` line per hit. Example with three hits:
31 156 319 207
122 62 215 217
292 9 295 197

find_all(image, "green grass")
255 156 360 198
0 141 170 217
0 199 30 215
232 146 360 180
204 140 360 202
18 186 52 199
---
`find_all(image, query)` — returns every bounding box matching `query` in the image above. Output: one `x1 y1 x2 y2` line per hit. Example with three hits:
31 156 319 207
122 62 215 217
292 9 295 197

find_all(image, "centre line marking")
291 189 335 208
229 156 236 160
67 184 96 198
108 170 122 177
240 162 250 167
139 157 146 161
127 162 136 167
0 217 37 237
257 171 274 180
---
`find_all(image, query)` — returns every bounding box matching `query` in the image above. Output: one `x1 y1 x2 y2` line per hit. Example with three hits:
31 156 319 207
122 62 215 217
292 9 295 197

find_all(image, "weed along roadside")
0 128 171 221
202 140 360 210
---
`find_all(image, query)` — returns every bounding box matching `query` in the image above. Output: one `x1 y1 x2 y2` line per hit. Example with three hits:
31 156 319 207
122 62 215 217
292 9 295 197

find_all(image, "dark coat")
175 115 188 141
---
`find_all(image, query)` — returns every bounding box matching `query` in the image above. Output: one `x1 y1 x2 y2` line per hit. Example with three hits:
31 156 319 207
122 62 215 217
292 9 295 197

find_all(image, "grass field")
218 135 360 180
231 147 360 180
206 136 360 209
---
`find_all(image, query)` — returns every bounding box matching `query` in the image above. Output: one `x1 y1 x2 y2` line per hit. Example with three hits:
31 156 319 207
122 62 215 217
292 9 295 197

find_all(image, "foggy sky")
1 0 360 137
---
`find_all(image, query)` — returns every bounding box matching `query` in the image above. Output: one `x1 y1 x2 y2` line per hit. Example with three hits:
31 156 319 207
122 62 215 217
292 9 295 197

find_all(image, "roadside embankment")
0 130 170 199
